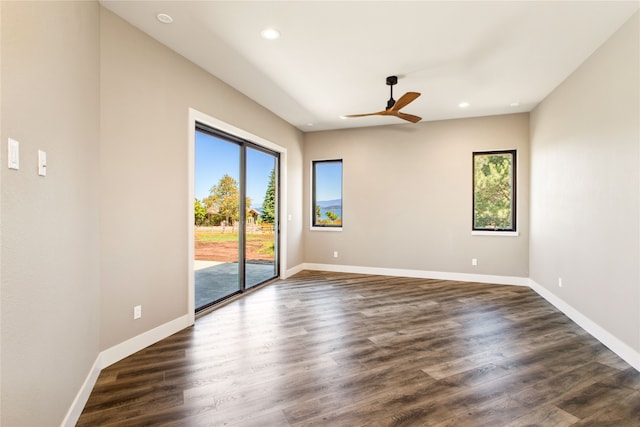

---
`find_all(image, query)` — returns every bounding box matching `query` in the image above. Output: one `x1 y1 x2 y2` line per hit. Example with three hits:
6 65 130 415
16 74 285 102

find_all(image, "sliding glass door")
194 124 279 311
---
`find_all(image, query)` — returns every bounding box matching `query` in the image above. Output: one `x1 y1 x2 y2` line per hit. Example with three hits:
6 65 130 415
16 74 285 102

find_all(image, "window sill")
471 230 519 237
310 226 343 232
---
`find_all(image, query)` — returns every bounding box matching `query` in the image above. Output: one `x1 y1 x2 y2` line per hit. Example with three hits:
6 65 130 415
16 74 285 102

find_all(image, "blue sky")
195 131 275 208
196 131 341 206
315 161 342 202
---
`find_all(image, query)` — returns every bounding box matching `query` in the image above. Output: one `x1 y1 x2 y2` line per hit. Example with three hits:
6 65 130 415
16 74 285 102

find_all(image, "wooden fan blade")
342 111 386 118
344 110 421 123
396 112 422 123
390 92 421 111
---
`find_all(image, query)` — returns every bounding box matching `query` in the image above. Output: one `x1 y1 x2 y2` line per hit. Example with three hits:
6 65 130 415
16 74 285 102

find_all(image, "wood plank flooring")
77 271 640 426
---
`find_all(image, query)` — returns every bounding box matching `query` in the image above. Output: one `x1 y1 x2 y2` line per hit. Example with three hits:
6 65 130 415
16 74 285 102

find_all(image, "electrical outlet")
134 305 142 319
333 251 338 258
472 258 478 266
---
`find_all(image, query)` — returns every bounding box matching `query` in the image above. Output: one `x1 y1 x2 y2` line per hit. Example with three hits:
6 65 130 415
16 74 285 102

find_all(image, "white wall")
304 114 530 281
1 2 101 425
530 12 639 358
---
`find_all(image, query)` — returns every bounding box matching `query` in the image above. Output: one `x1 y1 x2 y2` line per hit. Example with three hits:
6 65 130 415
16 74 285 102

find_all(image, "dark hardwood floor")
77 271 640 426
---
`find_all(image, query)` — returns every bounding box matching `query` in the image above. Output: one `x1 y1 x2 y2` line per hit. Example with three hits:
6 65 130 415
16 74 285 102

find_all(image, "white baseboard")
285 262 306 279
529 279 640 372
62 314 193 427
100 314 192 368
61 355 102 427
300 262 530 286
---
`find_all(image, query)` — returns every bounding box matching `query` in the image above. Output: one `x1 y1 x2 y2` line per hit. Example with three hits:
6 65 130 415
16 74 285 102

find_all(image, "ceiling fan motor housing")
386 76 398 109
386 98 396 110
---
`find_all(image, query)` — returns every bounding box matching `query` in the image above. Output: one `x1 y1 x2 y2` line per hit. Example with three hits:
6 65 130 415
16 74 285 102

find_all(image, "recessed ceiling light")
458 101 470 108
510 102 520 107
156 13 173 24
260 28 280 40
339 116 348 120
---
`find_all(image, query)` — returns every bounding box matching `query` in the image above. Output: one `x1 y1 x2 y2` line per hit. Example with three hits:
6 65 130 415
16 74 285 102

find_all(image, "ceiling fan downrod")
386 75 398 110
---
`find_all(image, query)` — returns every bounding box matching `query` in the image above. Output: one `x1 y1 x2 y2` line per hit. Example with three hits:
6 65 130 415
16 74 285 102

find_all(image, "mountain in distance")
316 199 342 209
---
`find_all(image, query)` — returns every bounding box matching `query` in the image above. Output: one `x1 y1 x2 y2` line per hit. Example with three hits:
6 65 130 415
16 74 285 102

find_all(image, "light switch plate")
38 150 47 176
8 138 19 170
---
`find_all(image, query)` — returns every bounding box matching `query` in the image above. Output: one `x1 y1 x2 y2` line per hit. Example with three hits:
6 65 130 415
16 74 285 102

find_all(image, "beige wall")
99 8 304 349
304 113 530 278
1 2 101 425
530 12 639 352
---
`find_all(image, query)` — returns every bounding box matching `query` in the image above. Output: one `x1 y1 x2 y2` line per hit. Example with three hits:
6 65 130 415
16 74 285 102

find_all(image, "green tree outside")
261 168 276 224
474 153 514 229
194 198 207 226
325 210 339 222
206 174 251 227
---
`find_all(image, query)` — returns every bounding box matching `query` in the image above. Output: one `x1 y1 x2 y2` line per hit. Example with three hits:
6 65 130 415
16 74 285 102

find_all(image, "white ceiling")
100 1 639 132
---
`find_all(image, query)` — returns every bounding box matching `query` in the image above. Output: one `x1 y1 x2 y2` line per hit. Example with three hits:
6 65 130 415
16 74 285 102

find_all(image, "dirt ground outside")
194 227 274 263
195 240 273 262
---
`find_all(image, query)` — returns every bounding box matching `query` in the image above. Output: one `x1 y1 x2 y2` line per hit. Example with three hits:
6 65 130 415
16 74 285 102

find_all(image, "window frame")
472 149 517 233
311 159 343 230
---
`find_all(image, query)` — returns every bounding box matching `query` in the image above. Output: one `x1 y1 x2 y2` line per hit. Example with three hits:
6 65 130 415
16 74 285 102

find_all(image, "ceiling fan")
343 76 422 123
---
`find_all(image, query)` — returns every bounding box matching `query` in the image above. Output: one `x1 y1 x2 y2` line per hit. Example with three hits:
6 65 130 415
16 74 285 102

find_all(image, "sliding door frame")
187 108 288 324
